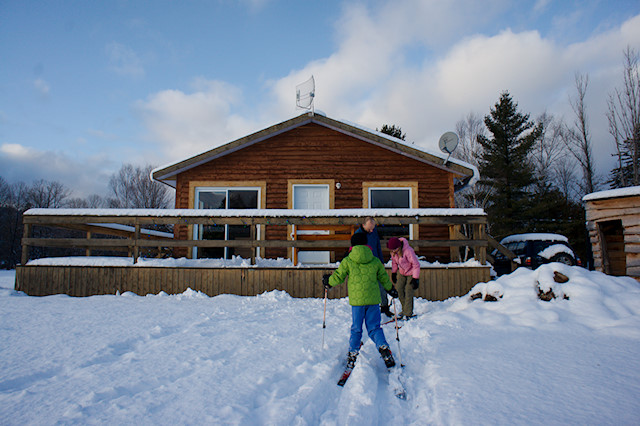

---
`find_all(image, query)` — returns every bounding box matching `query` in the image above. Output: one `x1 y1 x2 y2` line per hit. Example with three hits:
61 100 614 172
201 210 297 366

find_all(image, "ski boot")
380 305 393 318
346 350 359 369
378 345 396 368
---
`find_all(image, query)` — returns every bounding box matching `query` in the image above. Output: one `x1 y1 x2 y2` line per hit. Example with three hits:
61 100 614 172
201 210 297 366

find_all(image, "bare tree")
607 46 640 187
86 194 107 208
27 179 70 208
0 177 11 207
553 156 579 201
563 72 597 195
454 112 485 168
453 112 491 209
531 113 567 190
108 164 172 208
65 198 89 208
1 180 35 268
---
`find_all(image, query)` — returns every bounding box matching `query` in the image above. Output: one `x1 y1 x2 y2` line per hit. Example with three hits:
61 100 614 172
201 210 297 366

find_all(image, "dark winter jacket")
328 245 393 306
354 225 384 262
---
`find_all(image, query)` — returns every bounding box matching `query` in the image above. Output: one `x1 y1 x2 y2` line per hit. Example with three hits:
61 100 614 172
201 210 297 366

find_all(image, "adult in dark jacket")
354 217 392 317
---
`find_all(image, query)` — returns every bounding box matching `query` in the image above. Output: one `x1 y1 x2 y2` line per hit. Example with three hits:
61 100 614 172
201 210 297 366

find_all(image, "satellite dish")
438 131 459 166
296 75 315 112
439 131 459 154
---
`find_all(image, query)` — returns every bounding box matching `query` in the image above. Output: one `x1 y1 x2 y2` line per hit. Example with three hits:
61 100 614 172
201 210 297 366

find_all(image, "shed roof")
582 185 640 202
151 111 479 189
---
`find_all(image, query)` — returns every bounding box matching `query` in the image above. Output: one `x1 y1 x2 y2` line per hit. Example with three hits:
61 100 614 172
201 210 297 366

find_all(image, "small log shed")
583 186 640 281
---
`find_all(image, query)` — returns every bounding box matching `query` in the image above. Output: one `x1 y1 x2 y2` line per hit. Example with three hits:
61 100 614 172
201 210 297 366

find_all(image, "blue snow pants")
349 305 389 352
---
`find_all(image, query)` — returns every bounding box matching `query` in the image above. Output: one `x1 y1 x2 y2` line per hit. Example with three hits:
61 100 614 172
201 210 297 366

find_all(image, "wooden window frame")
362 181 419 239
188 181 266 258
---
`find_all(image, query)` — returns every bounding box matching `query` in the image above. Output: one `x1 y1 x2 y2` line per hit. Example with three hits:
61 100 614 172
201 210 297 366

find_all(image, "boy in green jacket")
323 232 399 369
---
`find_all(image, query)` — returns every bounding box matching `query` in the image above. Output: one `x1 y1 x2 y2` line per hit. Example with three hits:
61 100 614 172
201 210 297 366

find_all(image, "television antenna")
296 75 315 113
438 131 459 165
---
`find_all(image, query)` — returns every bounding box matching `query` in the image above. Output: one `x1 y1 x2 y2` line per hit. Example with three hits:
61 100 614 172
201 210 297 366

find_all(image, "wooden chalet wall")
585 193 640 281
174 123 453 261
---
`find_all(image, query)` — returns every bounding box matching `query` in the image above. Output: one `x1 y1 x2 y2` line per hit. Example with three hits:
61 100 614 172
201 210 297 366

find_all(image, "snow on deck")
24 207 486 217
26 256 486 269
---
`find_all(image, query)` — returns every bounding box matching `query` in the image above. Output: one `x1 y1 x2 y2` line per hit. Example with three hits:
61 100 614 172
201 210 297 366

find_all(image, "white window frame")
292 184 331 264
367 186 414 239
193 186 262 259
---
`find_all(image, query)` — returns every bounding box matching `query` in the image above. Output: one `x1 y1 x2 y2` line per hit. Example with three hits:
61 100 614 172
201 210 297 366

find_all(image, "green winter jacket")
328 245 393 306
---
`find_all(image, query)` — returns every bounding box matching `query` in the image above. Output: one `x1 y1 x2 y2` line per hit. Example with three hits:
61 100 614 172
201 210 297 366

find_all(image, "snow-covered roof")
500 233 568 244
151 111 479 189
582 185 640 202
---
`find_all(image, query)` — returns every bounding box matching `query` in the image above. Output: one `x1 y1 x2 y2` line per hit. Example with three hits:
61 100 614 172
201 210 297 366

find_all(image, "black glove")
387 286 398 298
411 278 419 290
391 272 397 284
322 274 332 290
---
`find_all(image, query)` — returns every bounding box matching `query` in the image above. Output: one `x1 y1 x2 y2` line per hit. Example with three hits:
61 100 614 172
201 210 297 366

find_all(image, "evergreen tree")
378 124 406 140
477 91 541 238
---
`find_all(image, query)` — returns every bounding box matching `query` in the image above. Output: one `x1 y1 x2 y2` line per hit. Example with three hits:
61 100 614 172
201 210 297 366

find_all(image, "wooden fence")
15 265 491 300
17 208 490 298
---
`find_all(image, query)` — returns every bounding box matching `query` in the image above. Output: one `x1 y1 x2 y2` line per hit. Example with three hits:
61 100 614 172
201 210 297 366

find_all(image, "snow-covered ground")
1 265 639 425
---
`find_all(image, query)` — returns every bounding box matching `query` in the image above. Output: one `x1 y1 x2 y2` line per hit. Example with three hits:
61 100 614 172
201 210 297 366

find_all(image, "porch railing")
21 208 488 265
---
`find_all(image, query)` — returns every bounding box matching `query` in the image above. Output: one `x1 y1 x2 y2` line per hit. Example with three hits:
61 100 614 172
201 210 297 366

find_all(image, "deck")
17 208 490 299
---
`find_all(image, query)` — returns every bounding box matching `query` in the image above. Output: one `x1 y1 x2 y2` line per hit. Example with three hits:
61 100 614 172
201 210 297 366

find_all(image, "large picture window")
368 187 412 240
194 187 260 259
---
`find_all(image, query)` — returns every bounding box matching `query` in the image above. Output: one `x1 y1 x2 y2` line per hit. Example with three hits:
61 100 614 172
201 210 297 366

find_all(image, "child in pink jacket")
387 237 420 319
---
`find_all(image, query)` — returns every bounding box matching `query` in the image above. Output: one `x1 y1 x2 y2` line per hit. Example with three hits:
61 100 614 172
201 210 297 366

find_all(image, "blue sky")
1 0 639 198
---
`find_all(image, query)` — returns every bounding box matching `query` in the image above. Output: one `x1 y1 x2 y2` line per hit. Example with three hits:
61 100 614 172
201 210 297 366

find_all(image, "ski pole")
322 287 328 349
392 298 405 367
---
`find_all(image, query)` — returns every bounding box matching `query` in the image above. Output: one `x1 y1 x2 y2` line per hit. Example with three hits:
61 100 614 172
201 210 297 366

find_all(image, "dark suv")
492 233 581 276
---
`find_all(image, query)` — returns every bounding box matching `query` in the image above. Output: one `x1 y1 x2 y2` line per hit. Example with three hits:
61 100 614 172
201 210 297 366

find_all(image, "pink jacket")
390 237 420 279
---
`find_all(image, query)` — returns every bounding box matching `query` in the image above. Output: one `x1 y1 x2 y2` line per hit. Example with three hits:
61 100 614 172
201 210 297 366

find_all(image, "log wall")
585 194 640 281
173 123 454 261
15 265 491 301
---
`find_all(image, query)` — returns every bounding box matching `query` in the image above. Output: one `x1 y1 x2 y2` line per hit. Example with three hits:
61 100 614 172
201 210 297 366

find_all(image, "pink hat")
387 237 402 250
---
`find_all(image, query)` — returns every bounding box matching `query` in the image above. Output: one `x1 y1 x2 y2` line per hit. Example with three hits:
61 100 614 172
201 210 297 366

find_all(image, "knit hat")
350 232 368 247
387 237 402 250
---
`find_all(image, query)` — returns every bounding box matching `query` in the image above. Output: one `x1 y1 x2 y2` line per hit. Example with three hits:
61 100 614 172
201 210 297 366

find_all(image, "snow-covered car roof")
500 233 569 245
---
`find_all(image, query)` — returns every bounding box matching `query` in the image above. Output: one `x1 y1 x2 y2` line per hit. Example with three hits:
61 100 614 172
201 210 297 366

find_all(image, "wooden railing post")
250 225 256 265
473 223 487 264
86 231 92 257
292 224 298 266
449 225 461 262
133 223 140 264
21 223 31 265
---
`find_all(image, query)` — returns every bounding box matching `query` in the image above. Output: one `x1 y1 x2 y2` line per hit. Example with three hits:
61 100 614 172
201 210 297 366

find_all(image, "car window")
532 241 551 254
506 241 527 256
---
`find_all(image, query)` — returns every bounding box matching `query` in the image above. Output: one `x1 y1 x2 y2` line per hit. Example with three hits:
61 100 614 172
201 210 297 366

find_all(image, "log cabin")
152 111 479 264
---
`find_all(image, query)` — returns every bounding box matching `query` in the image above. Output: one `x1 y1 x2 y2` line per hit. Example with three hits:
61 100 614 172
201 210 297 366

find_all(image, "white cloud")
135 79 257 160
265 8 640 179
0 143 112 197
106 42 145 77
134 2 639 182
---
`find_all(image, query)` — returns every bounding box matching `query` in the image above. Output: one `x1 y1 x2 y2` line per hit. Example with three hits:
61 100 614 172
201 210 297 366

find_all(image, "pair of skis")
337 300 407 399
337 360 406 400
